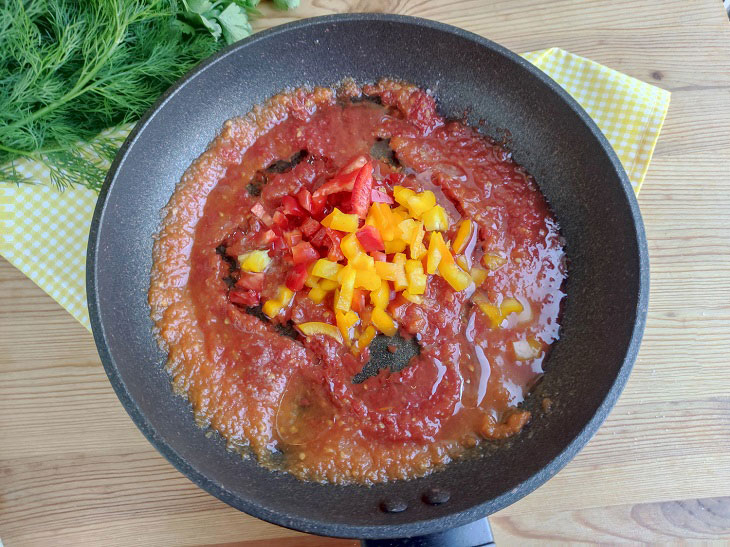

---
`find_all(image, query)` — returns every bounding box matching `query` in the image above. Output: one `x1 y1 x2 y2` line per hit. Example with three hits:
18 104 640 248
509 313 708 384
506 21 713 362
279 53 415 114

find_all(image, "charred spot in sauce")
239 304 300 341
348 93 383 106
215 244 239 288
246 171 267 197
352 333 420 383
370 138 400 168
266 149 308 174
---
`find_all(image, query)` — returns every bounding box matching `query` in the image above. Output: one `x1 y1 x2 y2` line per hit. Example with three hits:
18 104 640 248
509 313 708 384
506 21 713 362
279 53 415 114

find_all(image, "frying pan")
87 14 649 545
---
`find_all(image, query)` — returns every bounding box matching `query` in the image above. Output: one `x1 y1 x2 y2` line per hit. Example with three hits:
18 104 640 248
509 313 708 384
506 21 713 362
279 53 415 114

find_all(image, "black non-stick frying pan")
87 14 649 546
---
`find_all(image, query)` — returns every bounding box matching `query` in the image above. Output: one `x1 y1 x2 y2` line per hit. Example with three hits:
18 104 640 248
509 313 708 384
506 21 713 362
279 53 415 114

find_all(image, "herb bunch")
0 0 294 191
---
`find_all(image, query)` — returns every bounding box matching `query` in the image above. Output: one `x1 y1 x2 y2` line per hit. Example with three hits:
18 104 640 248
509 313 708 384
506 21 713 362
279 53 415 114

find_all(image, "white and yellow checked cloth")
0 48 670 332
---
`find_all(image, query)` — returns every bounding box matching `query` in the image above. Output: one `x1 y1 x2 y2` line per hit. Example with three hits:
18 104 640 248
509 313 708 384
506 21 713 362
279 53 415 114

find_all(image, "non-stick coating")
87 14 648 540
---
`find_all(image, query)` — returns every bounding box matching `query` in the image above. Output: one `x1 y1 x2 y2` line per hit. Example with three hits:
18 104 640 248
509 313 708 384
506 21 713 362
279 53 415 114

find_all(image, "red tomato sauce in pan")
149 80 566 484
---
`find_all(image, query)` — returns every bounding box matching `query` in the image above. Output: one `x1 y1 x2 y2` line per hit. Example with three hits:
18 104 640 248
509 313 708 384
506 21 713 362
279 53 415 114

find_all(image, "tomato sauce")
149 80 566 484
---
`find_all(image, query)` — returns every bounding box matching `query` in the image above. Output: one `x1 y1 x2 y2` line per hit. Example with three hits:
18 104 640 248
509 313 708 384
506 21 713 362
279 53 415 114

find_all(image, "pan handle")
360 517 494 547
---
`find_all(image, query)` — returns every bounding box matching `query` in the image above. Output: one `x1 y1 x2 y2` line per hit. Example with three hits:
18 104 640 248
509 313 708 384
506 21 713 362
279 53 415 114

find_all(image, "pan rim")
87 13 649 540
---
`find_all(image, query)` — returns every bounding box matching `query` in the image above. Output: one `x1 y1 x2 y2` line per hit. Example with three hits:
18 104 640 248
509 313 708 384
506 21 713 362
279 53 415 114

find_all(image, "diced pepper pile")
232 154 514 353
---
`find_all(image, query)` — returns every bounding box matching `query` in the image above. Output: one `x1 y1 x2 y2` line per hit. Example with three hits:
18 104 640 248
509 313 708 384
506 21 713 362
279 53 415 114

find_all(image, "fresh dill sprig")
0 0 221 191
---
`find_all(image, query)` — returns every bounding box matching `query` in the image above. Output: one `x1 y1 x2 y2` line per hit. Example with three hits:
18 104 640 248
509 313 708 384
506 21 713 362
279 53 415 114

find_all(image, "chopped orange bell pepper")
402 290 423 304
426 232 443 274
371 307 397 336
357 325 377 351
370 279 390 309
453 219 473 254
340 232 365 260
384 238 407 254
321 208 359 232
336 266 356 312
439 261 471 291
298 321 343 343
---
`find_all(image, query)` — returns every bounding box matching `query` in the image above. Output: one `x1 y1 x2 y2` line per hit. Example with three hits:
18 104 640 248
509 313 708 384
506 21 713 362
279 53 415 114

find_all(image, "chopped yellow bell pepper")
370 279 390 309
452 219 473 254
470 267 488 286
321 207 359 232
357 325 377 351
350 252 375 271
482 253 507 271
402 290 423 304
304 275 319 289
477 301 502 328
374 261 398 281
262 299 282 318
426 232 444 274
238 250 271 273
355 269 381 291
439 261 472 291
319 278 338 291
500 297 524 317
336 266 356 312
393 186 416 207
384 238 407 254
422 205 449 231
409 221 427 260
405 259 427 295
372 307 397 336
307 286 327 304
392 253 408 291
340 232 365 260
336 310 359 344
298 321 343 343
311 258 343 280
456 255 471 272
406 190 436 219
397 218 417 242
262 286 295 318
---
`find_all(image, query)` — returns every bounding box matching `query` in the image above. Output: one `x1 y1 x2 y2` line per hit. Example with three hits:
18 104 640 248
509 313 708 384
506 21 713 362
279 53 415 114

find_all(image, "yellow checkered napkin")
0 48 670 331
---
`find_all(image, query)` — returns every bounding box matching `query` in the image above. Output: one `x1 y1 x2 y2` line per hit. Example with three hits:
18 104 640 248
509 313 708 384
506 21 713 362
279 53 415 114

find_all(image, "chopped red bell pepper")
371 188 394 204
281 195 306 217
291 241 319 265
250 202 273 227
268 235 287 256
283 229 302 248
236 272 264 292
229 289 260 307
285 263 309 291
272 210 289 230
383 172 405 186
299 216 321 238
311 226 344 261
372 251 387 262
257 228 280 247
355 224 384 252
350 162 373 218
311 155 369 199
295 188 313 213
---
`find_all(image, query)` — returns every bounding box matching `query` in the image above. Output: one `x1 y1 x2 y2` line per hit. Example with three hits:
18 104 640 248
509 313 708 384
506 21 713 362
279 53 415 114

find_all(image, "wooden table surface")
2 1 730 544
